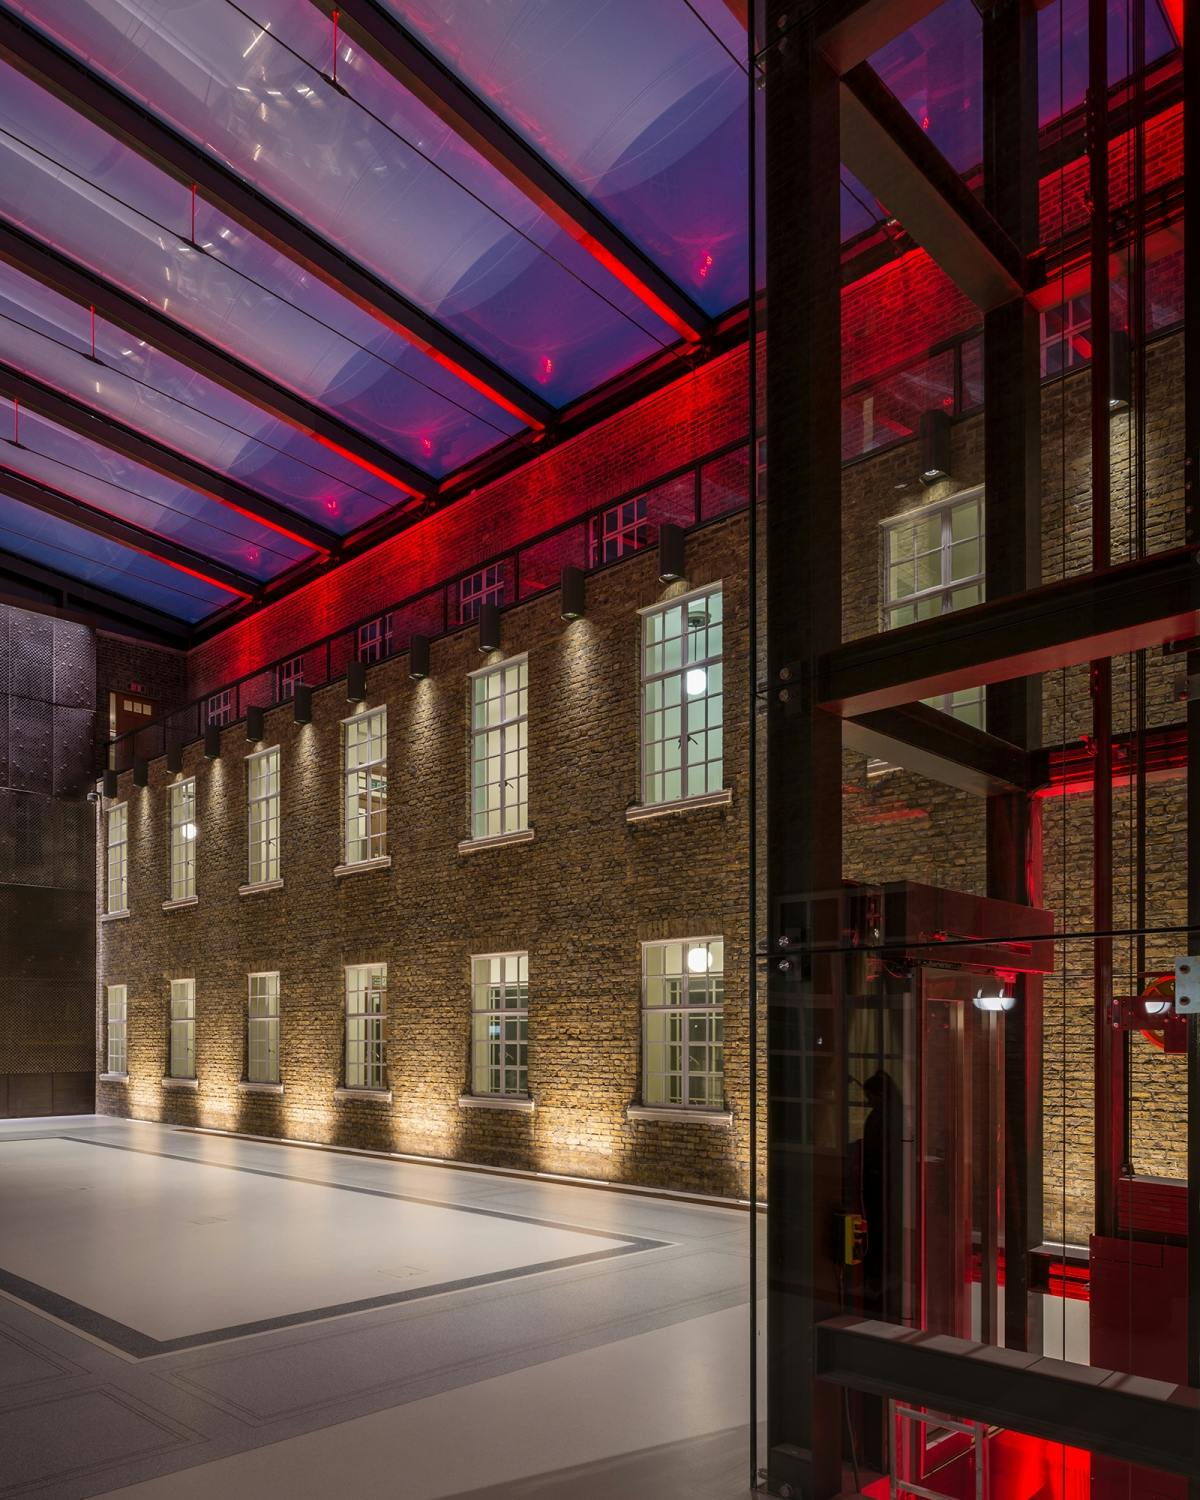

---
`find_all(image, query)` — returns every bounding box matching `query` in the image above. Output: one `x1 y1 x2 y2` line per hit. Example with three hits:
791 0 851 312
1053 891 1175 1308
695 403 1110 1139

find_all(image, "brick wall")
94 631 187 765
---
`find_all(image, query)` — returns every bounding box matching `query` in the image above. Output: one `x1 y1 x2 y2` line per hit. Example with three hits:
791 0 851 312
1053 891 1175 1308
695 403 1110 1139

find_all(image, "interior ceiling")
0 0 1182 638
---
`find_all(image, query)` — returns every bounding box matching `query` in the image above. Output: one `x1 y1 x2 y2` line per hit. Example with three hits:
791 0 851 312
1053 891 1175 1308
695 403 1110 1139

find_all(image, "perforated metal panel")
8 695 52 795
52 619 96 710
54 707 94 796
7 610 52 701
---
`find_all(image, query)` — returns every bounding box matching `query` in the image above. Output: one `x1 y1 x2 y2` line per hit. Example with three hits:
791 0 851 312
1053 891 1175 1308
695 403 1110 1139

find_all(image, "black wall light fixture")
919 408 952 484
102 769 118 799
346 660 367 702
560 565 585 620
246 706 264 743
133 757 148 787
1109 327 1132 411
478 602 500 653
204 723 221 759
166 740 183 774
409 633 430 678
293 683 313 723
658 523 686 582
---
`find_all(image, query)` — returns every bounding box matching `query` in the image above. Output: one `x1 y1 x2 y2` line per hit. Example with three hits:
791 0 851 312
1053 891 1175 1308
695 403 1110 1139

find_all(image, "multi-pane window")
345 964 386 1090
169 978 195 1078
106 803 128 913
247 972 280 1084
641 586 723 806
343 708 387 863
471 952 528 1098
642 938 724 1109
357 615 393 664
247 747 280 885
459 562 507 622
470 658 528 839
106 984 127 1075
1040 293 1092 377
168 779 197 900
882 490 985 726
589 496 648 566
206 689 233 727
276 655 304 700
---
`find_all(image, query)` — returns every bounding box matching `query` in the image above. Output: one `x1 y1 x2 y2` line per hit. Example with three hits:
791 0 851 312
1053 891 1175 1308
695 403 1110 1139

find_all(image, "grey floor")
0 1117 755 1499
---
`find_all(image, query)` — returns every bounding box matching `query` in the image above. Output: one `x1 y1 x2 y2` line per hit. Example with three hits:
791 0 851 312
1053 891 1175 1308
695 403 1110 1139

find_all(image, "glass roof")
0 489 238 621
0 259 400 535
8 0 682 405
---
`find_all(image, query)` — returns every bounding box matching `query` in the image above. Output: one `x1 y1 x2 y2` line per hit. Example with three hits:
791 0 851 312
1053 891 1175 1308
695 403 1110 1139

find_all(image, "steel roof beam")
813 0 950 74
0 465 260 601
844 701 1032 797
306 0 712 346
0 9 553 433
0 361 338 556
0 547 193 642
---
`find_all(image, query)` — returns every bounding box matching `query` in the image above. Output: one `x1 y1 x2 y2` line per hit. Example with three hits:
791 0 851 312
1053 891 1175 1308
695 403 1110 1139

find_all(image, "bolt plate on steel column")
1174 955 1200 1013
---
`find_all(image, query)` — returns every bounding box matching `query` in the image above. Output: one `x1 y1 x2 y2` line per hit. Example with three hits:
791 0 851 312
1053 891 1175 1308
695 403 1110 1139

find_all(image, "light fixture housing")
246 705 265 743
165 740 183 774
560 565 585 620
203 723 221 759
918 408 952 485
132 757 149 788
102 769 118 799
346 660 367 702
1109 327 1132 411
409 633 430 679
658 523 685 582
293 684 313 724
478 602 500 653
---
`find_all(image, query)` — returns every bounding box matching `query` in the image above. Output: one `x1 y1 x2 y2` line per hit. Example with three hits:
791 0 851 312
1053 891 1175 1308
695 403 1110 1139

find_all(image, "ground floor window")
345 964 387 1090
641 939 724 1109
247 973 280 1084
106 985 127 1074
169 979 195 1079
470 952 528 1097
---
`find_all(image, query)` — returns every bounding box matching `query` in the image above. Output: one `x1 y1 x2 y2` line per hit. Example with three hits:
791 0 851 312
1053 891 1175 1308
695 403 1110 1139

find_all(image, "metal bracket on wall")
1173 955 1200 1013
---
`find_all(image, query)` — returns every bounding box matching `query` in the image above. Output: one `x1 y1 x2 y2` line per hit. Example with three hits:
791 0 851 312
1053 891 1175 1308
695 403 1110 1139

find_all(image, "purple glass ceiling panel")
0 259 397 533
0 64 523 474
0 407 305 582
0 491 234 620
11 0 676 404
370 0 750 317
842 171 887 243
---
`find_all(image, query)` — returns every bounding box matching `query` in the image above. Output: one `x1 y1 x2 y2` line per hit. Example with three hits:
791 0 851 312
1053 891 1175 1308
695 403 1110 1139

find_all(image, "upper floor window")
276 655 304 701
882 489 984 727
459 562 507 622
642 938 725 1110
169 978 195 1079
357 615 393 664
1040 293 1092 378
640 586 724 806
106 984 127 1075
469 658 528 840
168 779 197 901
589 496 648 566
106 803 128 914
471 952 529 1098
343 707 387 864
345 963 387 1090
206 689 233 727
247 746 280 886
247 973 280 1085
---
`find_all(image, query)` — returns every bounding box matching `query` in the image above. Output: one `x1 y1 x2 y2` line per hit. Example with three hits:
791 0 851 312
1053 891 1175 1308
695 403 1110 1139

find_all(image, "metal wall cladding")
54 706 95 795
6 608 53 702
52 618 96 710
0 888 93 981
7 694 52 794
0 791 94 890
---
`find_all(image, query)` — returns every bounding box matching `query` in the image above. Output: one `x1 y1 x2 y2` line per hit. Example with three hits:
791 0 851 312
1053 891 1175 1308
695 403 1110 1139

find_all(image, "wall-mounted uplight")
686 944 714 974
919 409 952 485
293 684 313 724
166 741 183 774
408 634 430 679
478 602 500 653
133 757 148 788
1109 327 1131 412
346 660 367 702
203 723 221 759
973 984 1017 1012
560 565 585 621
102 769 118 799
246 706 264 743
658 523 686 583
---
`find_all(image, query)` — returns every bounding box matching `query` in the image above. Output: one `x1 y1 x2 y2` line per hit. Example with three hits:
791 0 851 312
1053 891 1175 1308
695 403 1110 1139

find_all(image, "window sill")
334 1086 393 1103
625 788 733 823
98 1072 128 1083
238 1079 283 1096
162 1076 198 1091
333 856 392 879
626 1104 733 1126
457 1093 535 1113
161 896 198 911
238 878 283 896
457 828 534 855
100 909 130 923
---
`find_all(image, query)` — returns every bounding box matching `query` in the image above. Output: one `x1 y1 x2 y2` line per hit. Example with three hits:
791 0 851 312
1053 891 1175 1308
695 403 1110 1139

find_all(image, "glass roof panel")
0 259 399 534
368 0 750 317
0 490 235 620
11 0 677 404
0 406 306 582
0 63 524 477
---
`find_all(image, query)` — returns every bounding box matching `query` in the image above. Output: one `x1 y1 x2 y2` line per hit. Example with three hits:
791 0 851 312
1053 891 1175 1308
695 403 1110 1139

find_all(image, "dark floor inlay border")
0 1133 669 1360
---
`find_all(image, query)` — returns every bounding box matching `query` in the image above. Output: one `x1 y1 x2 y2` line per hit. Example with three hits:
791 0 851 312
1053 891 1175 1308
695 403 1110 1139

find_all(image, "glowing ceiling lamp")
687 945 713 974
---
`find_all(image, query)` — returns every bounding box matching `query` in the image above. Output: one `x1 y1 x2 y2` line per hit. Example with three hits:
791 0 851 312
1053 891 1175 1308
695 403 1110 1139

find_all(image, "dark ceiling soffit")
815 0 950 74
0 361 338 556
844 701 1031 797
0 548 193 644
0 464 261 600
839 63 1032 310
0 217 433 506
0 8 554 434
306 0 712 346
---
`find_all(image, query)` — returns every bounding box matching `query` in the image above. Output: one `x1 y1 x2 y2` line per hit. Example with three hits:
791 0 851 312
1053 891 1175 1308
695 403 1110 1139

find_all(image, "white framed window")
247 746 280 885
206 689 233 727
168 778 197 900
357 615 393 664
345 963 386 1090
469 657 528 839
642 938 724 1109
343 708 387 864
1040 293 1092 377
247 972 280 1084
589 495 648 566
882 488 985 726
640 585 723 806
459 562 507 622
106 802 128 913
471 952 528 1098
106 984 127 1075
276 655 304 700
169 978 195 1079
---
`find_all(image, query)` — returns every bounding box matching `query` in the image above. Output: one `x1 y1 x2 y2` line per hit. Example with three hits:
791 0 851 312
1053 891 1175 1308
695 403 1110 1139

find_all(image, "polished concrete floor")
0 1117 754 1498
